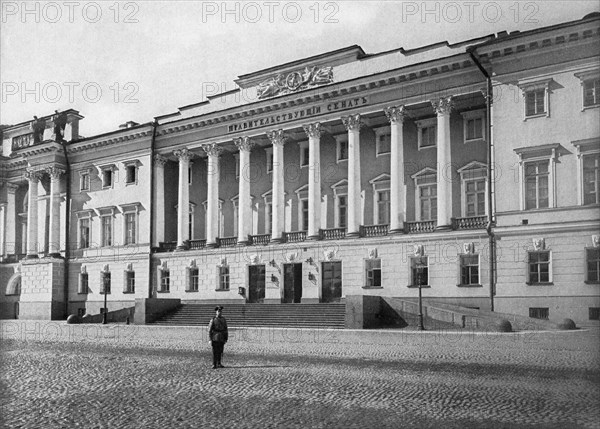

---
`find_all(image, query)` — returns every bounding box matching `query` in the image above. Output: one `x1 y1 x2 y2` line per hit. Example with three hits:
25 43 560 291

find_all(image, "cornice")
66 129 153 154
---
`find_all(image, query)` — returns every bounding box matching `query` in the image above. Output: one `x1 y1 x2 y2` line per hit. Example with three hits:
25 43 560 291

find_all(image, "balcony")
189 239 207 250
217 236 238 248
1 254 27 263
283 231 307 243
452 216 488 230
249 234 271 245
156 242 177 252
404 221 436 234
320 228 346 240
359 224 389 237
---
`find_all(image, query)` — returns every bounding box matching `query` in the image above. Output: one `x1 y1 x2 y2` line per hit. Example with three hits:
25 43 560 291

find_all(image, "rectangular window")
160 270 170 293
337 138 348 161
124 213 136 245
419 184 437 221
188 268 199 292
525 161 549 209
102 169 113 188
267 152 274 173
410 256 428 286
465 179 486 217
79 218 90 249
376 190 390 224
301 199 309 231
376 132 391 155
300 143 310 167
124 271 135 293
78 272 89 294
338 195 347 229
100 272 111 294
528 251 551 284
125 165 137 184
460 254 479 285
525 89 546 116
420 125 437 148
586 248 600 283
101 216 112 247
589 307 600 321
529 307 549 320
219 266 230 290
80 173 90 191
583 154 600 205
583 78 600 107
465 117 483 141
365 259 382 287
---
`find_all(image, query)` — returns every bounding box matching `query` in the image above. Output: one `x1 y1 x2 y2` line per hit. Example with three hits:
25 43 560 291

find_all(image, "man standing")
208 306 228 369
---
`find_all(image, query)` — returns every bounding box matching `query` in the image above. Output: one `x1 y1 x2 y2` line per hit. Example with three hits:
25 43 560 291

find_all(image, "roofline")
73 121 154 143
3 109 83 132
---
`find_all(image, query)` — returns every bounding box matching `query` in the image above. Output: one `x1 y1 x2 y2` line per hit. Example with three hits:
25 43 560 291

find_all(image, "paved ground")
0 321 599 429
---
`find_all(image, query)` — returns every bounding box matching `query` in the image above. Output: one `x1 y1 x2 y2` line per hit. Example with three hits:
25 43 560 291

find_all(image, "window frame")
122 160 140 186
76 210 93 249
374 126 391 157
518 78 552 120
159 269 170 293
295 185 309 232
411 168 437 222
217 264 230 291
458 162 488 218
370 174 391 226
458 253 481 287
330 179 348 229
78 270 89 294
461 110 485 143
572 138 600 206
334 134 348 163
364 258 382 288
415 118 437 150
187 266 200 292
299 140 309 168
514 144 560 211
98 164 116 190
79 168 91 192
100 271 111 294
408 255 430 288
123 269 135 294
264 147 274 174
585 247 600 284
574 70 600 110
527 250 553 285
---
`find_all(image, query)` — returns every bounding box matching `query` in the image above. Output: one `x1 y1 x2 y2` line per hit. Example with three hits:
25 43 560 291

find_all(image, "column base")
307 234 320 241
346 231 359 238
206 242 218 248
389 228 405 235
25 254 39 260
269 237 283 244
237 240 249 246
175 244 189 251
435 224 453 231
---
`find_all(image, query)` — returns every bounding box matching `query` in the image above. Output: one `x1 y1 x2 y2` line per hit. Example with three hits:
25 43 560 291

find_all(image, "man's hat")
215 306 224 311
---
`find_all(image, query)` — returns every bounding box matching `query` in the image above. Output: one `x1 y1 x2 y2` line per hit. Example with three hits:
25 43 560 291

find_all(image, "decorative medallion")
257 66 334 99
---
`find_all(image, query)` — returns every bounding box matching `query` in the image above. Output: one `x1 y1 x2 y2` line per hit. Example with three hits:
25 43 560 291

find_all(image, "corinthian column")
0 201 6 258
431 96 454 230
202 143 223 247
174 148 191 250
153 154 168 246
25 169 42 258
267 130 286 243
384 105 409 233
302 123 322 240
234 136 255 245
342 114 362 237
46 166 65 257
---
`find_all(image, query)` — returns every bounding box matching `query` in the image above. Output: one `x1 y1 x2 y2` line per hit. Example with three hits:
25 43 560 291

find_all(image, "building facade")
1 14 599 324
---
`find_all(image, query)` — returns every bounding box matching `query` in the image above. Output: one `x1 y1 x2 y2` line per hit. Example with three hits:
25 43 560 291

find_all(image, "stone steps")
150 303 347 329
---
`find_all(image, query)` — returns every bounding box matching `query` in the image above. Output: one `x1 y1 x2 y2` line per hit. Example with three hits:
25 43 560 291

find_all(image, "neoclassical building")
1 13 599 325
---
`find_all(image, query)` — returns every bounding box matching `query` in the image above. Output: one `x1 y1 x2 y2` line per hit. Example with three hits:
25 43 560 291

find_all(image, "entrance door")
283 263 303 303
321 261 342 303
248 265 266 303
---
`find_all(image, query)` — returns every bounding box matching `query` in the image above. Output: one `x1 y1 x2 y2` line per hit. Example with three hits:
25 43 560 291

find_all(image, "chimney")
119 121 139 129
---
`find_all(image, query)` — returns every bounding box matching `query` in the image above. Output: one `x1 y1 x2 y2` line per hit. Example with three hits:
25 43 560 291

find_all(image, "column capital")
431 96 454 115
173 148 193 161
267 129 286 147
154 154 168 167
45 166 66 178
302 123 322 139
234 136 255 152
24 169 43 182
384 105 409 123
341 114 362 131
5 182 19 193
201 143 224 158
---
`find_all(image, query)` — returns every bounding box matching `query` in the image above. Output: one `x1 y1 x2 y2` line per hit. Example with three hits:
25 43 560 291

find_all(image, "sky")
1 0 599 137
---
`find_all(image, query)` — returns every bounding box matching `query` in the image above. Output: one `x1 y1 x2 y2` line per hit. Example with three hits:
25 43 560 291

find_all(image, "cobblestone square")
1 322 599 428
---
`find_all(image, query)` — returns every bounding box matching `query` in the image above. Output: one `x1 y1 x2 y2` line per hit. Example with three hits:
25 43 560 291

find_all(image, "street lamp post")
102 275 109 325
417 263 425 331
